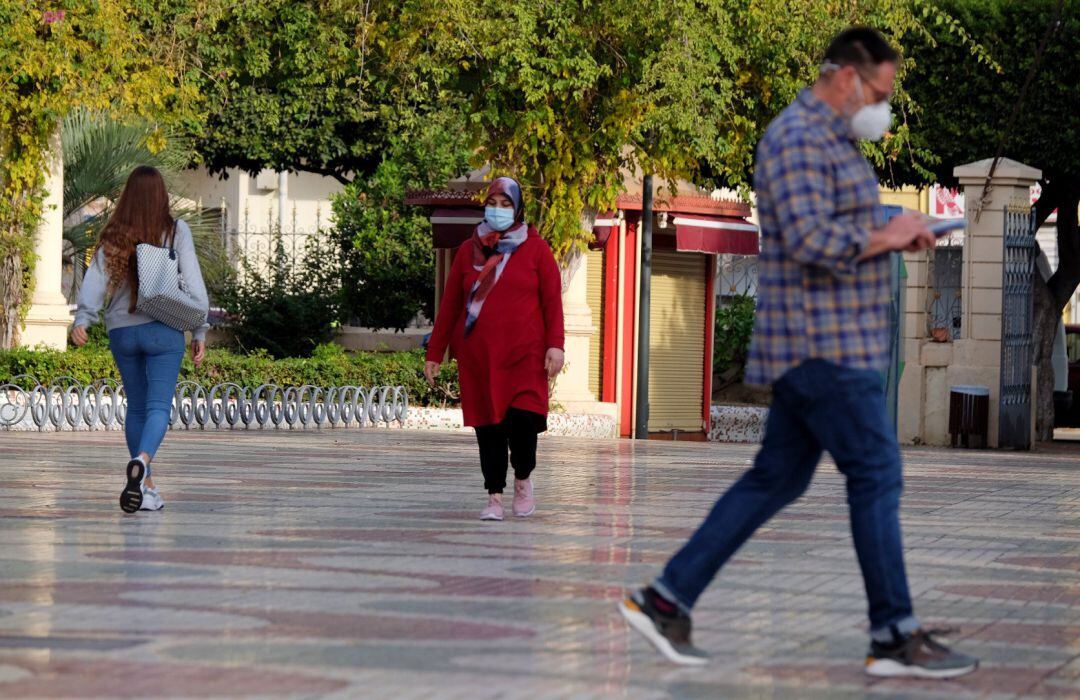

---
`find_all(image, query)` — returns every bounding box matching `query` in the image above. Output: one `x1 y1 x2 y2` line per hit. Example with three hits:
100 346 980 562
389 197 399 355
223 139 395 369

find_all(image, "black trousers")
474 408 546 494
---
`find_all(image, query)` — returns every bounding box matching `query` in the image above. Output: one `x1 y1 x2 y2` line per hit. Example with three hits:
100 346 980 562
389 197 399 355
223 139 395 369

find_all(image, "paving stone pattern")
0 430 1076 699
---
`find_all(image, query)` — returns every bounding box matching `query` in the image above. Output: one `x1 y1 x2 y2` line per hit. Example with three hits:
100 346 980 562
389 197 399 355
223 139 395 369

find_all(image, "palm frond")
62 108 196 221
172 202 234 298
62 109 226 302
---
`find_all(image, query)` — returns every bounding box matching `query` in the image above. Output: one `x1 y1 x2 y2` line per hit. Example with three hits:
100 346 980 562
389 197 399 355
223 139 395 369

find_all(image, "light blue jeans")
109 322 185 465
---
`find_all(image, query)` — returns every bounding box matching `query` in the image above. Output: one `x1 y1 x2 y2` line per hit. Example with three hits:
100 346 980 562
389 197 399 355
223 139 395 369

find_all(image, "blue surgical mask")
484 206 516 232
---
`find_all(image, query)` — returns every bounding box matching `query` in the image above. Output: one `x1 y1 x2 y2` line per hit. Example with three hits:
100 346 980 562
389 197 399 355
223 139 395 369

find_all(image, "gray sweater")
74 220 210 341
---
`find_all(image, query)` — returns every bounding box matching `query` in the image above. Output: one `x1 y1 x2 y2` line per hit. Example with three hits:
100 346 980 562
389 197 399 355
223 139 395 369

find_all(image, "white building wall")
176 167 345 232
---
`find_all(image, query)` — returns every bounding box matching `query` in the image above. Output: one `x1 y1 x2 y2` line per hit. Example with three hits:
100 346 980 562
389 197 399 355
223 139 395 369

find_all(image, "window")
927 247 963 341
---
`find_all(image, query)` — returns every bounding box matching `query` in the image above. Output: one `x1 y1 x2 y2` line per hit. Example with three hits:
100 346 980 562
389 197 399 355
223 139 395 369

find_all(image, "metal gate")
881 206 907 433
999 204 1037 449
886 251 907 432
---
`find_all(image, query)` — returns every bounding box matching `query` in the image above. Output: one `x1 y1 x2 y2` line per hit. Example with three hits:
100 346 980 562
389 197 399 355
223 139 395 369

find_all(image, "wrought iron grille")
218 201 328 280
999 204 1036 449
0 376 408 432
927 246 963 341
717 254 758 298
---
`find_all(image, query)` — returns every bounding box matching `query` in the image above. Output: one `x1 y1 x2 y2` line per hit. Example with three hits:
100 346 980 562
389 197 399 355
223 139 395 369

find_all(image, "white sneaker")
139 487 165 511
119 459 145 513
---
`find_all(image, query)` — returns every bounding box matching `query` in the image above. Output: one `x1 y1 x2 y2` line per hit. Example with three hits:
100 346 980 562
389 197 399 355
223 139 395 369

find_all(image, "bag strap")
166 220 178 259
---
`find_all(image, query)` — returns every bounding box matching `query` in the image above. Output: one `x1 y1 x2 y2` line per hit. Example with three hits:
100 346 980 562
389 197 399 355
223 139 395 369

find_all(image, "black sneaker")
119 459 145 514
619 587 709 666
866 628 979 679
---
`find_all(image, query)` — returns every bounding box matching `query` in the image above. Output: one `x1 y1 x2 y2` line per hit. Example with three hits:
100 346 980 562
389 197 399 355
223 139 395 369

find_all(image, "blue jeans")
109 322 185 463
656 360 919 639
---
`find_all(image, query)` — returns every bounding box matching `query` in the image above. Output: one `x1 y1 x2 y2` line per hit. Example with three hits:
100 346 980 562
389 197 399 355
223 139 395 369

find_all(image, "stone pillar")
949 158 1041 447
897 157 1041 447
897 248 930 444
21 126 72 349
551 251 599 412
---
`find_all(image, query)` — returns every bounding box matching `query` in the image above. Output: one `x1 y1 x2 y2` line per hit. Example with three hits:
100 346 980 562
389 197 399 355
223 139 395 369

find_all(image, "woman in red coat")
424 177 565 521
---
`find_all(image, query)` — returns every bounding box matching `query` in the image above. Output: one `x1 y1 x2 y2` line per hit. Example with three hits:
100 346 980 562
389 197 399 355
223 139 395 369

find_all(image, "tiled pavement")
0 429 1076 699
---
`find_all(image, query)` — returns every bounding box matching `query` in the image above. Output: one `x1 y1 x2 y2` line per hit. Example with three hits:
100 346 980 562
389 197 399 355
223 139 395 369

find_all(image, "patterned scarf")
463 221 529 337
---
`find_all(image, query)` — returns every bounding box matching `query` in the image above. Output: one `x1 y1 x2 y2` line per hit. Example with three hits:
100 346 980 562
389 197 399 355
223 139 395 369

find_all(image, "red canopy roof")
408 188 758 254
672 215 759 255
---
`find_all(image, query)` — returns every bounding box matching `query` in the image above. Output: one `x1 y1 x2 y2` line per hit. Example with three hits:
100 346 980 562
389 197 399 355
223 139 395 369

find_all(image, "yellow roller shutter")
648 251 706 433
585 249 605 401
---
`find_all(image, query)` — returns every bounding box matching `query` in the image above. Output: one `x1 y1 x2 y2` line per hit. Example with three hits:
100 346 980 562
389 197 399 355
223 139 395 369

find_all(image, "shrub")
714 295 756 384
331 177 436 331
84 321 111 349
0 345 460 408
0 344 119 386
218 234 343 359
329 109 472 331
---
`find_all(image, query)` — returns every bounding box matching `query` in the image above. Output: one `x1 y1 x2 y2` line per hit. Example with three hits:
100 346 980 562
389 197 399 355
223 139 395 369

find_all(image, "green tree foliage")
61 109 231 302
179 0 470 333
0 2 199 348
332 174 436 331
895 0 1079 439
898 0 1078 308
413 0 974 256
184 0 455 184
330 108 472 330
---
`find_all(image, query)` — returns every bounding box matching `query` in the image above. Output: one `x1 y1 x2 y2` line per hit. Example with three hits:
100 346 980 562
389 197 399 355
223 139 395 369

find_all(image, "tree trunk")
1032 181 1080 440
0 250 25 349
1047 186 1080 310
1033 274 1057 440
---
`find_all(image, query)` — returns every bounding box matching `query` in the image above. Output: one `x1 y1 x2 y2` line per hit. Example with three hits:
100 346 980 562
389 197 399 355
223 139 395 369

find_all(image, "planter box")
401 407 617 439
709 404 768 443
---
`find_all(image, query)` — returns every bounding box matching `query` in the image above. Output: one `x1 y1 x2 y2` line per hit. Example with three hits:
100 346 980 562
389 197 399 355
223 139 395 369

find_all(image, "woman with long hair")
71 166 209 514
425 177 565 521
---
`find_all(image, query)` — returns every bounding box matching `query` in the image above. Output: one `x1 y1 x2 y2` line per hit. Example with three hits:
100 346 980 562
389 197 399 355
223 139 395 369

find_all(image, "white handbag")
134 224 208 332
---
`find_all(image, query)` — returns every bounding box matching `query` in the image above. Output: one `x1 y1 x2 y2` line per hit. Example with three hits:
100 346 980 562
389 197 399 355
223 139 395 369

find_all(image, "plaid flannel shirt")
745 89 891 387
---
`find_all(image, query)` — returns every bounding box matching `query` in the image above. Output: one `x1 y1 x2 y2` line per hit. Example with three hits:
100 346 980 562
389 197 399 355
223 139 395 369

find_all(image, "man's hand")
70 326 88 347
884 212 936 253
859 213 935 261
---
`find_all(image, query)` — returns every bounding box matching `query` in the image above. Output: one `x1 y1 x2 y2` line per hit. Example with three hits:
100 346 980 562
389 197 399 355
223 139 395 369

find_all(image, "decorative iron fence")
999 203 1036 449
927 246 963 341
222 227 326 280
717 254 758 298
0 376 408 432
217 201 331 279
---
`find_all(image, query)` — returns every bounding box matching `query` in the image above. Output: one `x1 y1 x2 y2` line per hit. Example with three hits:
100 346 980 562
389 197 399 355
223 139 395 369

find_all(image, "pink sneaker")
512 478 536 517
479 494 504 521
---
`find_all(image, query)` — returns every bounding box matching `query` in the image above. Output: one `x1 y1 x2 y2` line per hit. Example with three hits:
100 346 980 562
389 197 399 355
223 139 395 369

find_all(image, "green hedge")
0 343 460 408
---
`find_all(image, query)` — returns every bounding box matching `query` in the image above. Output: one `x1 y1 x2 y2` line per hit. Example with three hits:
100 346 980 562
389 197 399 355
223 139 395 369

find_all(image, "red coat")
426 226 565 427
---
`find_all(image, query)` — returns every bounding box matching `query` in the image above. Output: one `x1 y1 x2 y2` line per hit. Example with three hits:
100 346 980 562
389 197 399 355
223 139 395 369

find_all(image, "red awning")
431 208 483 249
673 216 758 255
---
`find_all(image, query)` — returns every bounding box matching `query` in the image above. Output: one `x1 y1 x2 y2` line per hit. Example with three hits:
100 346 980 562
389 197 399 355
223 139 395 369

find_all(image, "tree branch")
1046 180 1080 312
292 164 354 187
1034 178 1061 229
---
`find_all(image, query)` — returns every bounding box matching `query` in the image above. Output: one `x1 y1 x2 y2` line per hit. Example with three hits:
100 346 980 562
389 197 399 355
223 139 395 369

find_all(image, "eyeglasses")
820 61 893 103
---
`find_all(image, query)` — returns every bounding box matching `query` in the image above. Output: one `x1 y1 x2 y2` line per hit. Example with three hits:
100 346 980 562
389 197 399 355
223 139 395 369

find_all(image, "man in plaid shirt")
621 28 978 678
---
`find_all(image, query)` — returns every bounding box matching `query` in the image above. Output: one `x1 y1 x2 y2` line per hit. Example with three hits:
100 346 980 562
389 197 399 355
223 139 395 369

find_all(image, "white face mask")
849 75 892 141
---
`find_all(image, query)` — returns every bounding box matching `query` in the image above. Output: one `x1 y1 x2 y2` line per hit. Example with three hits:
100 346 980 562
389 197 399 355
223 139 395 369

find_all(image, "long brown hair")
96 166 174 311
